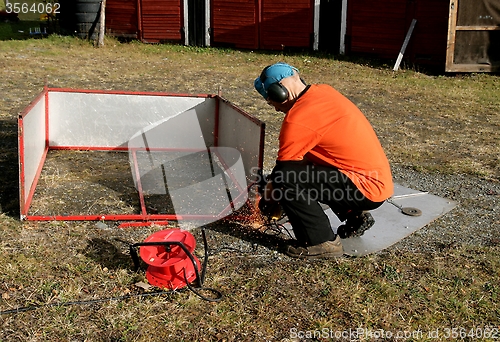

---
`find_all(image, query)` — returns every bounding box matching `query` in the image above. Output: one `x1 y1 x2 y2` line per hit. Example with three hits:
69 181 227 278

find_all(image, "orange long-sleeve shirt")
277 84 393 202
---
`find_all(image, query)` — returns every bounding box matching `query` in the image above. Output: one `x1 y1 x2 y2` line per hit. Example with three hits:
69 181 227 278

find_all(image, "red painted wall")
211 0 314 50
141 0 183 42
347 0 449 66
211 0 259 49
106 0 138 38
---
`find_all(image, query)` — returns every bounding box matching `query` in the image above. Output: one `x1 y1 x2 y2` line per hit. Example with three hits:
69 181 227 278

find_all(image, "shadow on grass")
81 238 133 270
0 119 20 217
200 215 294 256
236 47 447 75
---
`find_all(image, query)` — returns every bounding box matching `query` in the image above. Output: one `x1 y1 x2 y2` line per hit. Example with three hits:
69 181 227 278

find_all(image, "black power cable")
0 290 180 316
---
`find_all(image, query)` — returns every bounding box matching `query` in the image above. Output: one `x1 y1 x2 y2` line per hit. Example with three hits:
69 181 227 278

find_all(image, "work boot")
337 211 375 239
285 236 344 259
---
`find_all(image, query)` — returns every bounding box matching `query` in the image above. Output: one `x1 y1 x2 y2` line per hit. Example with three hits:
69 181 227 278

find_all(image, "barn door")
140 0 184 43
210 0 259 49
210 0 315 50
259 0 315 50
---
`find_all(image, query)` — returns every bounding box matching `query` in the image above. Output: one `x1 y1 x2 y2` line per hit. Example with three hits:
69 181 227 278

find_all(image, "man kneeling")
254 63 394 259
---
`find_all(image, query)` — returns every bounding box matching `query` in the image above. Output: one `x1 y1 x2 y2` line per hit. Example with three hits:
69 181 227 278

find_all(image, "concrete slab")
282 183 457 256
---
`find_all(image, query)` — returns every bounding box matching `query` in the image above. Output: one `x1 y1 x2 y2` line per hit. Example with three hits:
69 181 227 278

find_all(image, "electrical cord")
206 214 294 257
260 219 294 240
0 289 182 316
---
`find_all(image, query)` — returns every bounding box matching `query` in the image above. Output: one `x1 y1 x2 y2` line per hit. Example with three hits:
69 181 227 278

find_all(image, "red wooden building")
81 0 497 71
104 0 317 48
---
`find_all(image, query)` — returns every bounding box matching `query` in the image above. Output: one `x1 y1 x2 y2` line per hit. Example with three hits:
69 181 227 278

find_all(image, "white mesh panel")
47 91 213 148
20 95 46 207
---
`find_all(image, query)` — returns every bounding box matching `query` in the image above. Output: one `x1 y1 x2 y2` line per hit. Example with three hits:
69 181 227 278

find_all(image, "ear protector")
254 63 299 103
259 67 290 103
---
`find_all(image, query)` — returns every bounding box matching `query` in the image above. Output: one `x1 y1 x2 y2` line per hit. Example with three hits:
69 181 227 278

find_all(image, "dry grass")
30 151 139 216
0 35 499 341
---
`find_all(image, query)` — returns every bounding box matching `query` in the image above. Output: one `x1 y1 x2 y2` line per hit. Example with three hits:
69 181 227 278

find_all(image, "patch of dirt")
29 149 253 219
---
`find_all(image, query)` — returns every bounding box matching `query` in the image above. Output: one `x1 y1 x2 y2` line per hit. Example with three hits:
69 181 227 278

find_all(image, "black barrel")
75 0 101 40
58 0 102 40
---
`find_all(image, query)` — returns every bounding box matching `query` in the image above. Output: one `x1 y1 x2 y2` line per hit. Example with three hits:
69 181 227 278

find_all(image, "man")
254 62 393 259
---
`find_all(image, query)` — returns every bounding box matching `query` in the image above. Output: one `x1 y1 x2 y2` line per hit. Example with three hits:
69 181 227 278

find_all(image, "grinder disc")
401 207 422 217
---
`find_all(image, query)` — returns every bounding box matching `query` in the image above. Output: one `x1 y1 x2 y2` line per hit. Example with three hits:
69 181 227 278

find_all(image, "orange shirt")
277 84 393 202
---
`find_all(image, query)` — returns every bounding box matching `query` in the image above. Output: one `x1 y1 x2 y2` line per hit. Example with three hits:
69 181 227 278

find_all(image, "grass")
0 35 499 341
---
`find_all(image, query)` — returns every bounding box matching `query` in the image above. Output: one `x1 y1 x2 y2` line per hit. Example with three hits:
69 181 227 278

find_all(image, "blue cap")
254 62 298 99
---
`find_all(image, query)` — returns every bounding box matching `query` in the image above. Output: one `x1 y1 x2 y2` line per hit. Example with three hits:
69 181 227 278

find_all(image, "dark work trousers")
271 161 384 246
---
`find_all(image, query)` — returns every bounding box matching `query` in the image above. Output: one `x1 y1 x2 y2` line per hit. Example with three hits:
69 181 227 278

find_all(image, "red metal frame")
18 88 49 218
19 87 264 224
131 148 148 217
43 87 212 98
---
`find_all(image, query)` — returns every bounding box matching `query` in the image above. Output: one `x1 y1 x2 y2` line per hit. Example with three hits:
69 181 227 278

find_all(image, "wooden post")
393 19 417 71
339 0 347 55
313 0 320 51
98 0 106 47
183 0 188 45
445 0 458 72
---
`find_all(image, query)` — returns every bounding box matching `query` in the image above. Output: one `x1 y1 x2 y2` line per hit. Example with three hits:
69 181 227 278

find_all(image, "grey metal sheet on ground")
282 183 457 256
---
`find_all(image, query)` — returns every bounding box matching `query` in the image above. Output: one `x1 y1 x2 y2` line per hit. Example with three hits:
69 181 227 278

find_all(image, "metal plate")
282 184 456 256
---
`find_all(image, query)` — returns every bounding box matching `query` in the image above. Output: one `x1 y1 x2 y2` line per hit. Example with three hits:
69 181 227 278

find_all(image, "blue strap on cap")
254 62 298 100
